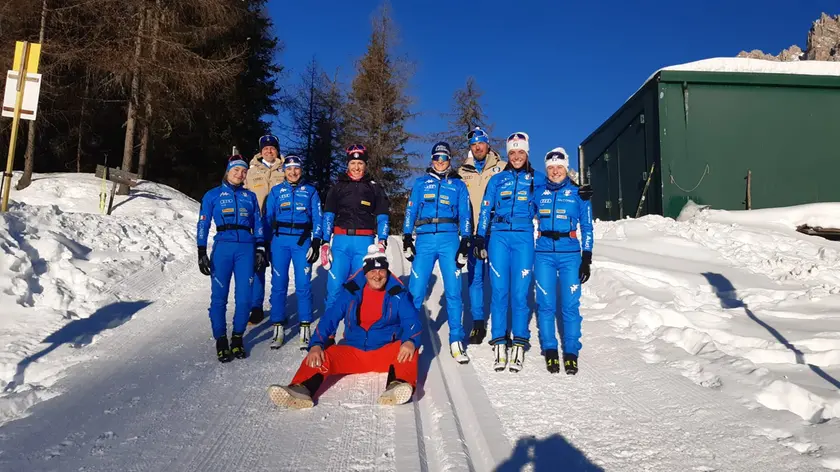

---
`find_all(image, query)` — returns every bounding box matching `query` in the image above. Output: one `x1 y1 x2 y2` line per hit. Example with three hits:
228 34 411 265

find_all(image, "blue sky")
268 0 836 173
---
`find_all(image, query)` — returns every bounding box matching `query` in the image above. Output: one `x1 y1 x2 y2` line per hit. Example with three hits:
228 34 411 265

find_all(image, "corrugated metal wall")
659 73 840 217
582 70 840 221
581 82 661 221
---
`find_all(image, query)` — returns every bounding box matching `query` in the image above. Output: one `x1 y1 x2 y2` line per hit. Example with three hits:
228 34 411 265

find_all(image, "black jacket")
324 173 390 239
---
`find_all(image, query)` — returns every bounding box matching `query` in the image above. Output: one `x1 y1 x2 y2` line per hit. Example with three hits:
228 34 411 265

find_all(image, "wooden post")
745 170 752 210
1 42 30 212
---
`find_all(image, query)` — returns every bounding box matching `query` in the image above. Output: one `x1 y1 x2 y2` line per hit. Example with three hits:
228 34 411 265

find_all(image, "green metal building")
579 63 840 221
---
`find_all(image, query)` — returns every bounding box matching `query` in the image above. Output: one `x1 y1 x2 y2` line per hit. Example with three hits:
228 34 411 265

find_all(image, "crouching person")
268 246 421 408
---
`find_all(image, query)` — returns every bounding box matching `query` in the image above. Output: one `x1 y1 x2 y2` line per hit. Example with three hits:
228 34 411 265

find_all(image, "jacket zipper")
509 172 519 231
551 189 557 252
434 177 441 232
234 185 240 243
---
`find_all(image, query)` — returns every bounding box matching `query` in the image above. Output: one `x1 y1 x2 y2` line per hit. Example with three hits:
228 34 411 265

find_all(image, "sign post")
1 41 42 212
95 164 139 215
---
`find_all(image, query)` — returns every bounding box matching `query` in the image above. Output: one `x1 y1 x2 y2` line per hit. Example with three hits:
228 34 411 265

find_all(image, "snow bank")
0 172 198 425
588 206 840 423
662 57 840 77
631 57 840 101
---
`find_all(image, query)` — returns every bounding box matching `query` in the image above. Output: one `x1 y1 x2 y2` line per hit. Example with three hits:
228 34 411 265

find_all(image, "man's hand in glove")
455 237 470 268
472 236 487 260
306 238 323 264
198 247 211 276
254 246 268 272
578 184 593 201
579 250 592 284
402 234 416 262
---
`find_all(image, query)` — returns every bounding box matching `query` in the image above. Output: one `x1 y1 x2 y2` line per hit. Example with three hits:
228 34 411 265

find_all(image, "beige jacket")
245 154 285 212
457 149 506 231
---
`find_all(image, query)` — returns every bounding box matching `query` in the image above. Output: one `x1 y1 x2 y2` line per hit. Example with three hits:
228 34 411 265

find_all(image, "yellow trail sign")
1 41 43 213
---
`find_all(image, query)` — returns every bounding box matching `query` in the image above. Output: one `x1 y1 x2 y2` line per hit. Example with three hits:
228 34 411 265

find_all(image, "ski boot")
545 349 560 374
468 320 486 344
230 333 248 359
299 322 311 350
509 345 525 373
248 307 265 325
493 344 508 372
269 323 284 350
449 341 470 364
268 384 314 409
216 336 233 363
563 353 578 375
377 380 413 406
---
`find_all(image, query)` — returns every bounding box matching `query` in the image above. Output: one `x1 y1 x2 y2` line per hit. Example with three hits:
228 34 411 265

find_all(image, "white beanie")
545 147 570 171
506 132 530 155
544 147 570 170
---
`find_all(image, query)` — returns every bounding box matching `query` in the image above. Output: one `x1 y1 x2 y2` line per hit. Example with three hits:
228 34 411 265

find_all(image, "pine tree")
287 59 345 198
435 76 500 165
344 3 416 231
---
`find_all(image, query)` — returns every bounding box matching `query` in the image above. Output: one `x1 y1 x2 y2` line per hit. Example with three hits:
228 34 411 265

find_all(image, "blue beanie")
227 155 248 173
431 141 452 159
259 134 280 151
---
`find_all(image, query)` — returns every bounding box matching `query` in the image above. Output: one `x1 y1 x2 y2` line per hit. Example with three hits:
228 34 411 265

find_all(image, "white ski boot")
377 380 413 406
269 323 285 350
268 384 314 409
299 322 311 350
450 341 470 364
493 344 508 372
509 345 525 373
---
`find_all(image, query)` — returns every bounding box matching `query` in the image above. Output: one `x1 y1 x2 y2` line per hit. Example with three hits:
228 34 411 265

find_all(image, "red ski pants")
291 341 418 387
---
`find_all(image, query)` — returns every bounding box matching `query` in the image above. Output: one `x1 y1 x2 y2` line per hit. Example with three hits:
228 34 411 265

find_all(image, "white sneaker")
493 344 508 372
377 381 413 405
509 345 525 372
269 323 284 350
268 384 314 409
450 341 470 364
299 323 311 350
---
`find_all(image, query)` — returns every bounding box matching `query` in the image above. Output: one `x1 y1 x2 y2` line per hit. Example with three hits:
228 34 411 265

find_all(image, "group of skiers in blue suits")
196 127 593 375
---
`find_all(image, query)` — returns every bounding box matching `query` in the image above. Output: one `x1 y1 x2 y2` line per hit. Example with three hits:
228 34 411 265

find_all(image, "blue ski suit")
534 178 593 355
403 169 471 344
476 164 545 348
310 272 421 352
263 179 323 325
322 173 389 312
197 182 265 339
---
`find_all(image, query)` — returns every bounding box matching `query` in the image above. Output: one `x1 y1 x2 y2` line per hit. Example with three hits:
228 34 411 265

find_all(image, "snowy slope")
0 172 197 425
463 202 840 470
1 174 839 471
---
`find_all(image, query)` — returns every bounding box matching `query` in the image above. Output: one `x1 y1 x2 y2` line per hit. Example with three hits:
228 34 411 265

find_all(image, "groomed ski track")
0 239 830 471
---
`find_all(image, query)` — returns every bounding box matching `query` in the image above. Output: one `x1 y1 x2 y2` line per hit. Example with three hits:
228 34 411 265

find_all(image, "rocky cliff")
737 13 839 62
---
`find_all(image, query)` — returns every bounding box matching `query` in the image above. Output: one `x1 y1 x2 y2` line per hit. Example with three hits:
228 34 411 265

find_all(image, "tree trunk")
76 76 90 173
15 0 48 191
137 2 160 180
119 6 146 195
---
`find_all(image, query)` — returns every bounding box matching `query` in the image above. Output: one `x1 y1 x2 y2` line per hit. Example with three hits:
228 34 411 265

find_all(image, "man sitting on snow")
268 246 422 408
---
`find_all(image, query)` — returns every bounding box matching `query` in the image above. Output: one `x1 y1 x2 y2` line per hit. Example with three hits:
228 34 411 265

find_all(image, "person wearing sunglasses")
320 144 390 314
473 132 545 372
244 134 286 325
402 142 472 363
457 127 506 345
262 155 324 350
533 148 593 375
196 156 267 362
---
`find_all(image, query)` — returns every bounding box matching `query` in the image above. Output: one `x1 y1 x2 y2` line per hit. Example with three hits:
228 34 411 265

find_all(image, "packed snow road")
1 174 839 471
0 239 835 471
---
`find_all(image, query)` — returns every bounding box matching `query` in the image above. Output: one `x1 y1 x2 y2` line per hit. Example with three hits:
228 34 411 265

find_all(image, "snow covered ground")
0 172 198 425
1 173 839 471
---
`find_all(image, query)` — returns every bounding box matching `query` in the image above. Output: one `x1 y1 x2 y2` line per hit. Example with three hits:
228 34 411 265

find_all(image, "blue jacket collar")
344 271 406 296
546 177 571 191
